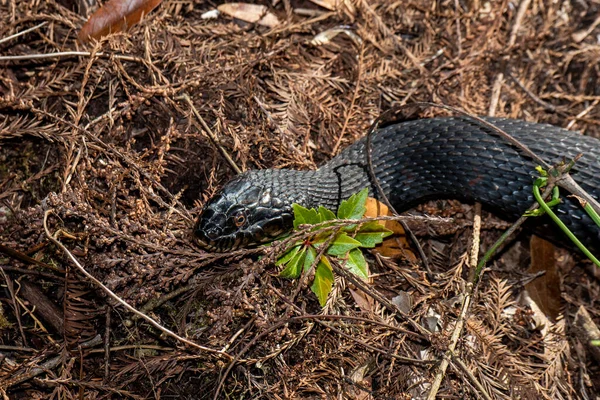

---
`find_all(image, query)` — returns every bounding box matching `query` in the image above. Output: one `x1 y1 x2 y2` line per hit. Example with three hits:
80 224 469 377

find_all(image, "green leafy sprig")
525 166 600 267
276 188 392 306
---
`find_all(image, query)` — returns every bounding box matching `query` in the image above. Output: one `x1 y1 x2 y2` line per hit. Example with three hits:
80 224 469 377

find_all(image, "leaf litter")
1 0 600 398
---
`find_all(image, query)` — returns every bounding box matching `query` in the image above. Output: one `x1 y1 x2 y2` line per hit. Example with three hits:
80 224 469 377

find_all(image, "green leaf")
354 221 393 248
292 204 320 229
326 233 361 256
311 257 334 307
303 245 317 272
318 206 336 222
279 246 306 278
345 248 368 280
275 244 301 266
337 188 369 220
311 232 329 246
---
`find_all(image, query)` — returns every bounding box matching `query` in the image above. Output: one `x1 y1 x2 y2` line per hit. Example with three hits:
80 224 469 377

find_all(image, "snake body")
194 117 600 254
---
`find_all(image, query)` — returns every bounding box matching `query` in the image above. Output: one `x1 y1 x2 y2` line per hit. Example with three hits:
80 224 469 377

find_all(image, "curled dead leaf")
217 3 280 28
78 0 162 43
525 235 562 321
364 197 417 262
311 26 362 46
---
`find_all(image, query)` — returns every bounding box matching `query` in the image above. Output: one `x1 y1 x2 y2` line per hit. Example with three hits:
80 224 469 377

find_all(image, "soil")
1 0 600 398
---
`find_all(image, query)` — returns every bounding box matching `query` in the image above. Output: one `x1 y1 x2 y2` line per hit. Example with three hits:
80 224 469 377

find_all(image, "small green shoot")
526 166 600 268
277 188 392 306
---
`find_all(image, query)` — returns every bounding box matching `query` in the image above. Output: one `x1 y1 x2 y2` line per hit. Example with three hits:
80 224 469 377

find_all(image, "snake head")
193 173 294 252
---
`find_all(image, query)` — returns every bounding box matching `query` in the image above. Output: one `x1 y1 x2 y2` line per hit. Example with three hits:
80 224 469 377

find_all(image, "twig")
0 345 35 352
506 69 558 113
331 45 365 155
178 94 242 174
103 306 111 383
0 335 102 389
572 14 600 43
331 260 431 338
426 281 473 400
451 356 493 400
475 184 554 279
0 51 145 63
489 0 531 116
508 0 531 47
567 99 600 130
427 203 482 399
364 112 432 274
42 210 231 359
488 73 504 117
0 242 63 272
0 270 27 346
0 22 47 45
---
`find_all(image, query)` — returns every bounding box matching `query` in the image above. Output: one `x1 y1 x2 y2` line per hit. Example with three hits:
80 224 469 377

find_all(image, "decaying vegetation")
1 0 600 398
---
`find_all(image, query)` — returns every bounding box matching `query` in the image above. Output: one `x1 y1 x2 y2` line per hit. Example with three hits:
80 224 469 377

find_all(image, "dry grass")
1 0 600 398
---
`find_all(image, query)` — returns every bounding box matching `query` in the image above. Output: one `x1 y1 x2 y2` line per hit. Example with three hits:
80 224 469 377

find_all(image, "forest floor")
1 0 600 398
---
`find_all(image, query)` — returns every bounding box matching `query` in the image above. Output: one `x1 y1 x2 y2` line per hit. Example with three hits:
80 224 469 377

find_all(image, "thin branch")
0 51 145 63
178 94 242 174
427 203 482 399
0 22 47 45
42 210 231 359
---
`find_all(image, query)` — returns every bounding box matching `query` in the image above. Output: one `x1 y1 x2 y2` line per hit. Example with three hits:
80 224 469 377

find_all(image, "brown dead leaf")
308 0 355 14
525 235 562 321
349 287 374 313
217 3 280 28
78 0 162 42
364 197 417 262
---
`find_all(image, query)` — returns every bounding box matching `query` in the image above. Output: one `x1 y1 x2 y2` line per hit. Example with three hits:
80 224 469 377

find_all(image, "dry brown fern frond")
63 269 99 350
0 113 65 142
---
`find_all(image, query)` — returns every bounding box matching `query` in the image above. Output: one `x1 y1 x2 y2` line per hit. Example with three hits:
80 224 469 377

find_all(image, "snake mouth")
192 235 212 250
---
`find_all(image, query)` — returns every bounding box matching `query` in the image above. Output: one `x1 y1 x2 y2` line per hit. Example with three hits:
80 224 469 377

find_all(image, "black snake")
193 117 600 254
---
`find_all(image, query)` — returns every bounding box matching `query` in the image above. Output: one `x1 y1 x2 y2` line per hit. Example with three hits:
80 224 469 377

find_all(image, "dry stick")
0 21 47 45
42 210 231 359
450 356 494 400
0 51 145 63
331 261 431 338
506 69 558 113
567 99 600 130
0 335 102 390
364 114 432 275
178 94 242 174
253 95 306 161
426 203 488 400
0 266 62 280
331 44 365 155
0 269 27 346
0 345 34 352
0 242 63 272
103 306 111 383
488 0 531 116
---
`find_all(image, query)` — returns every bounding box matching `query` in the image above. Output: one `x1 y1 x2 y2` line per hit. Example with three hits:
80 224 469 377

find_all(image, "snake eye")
233 211 246 227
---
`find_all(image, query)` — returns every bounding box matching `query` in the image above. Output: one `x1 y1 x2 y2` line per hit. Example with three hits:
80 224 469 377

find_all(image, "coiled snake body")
194 117 600 254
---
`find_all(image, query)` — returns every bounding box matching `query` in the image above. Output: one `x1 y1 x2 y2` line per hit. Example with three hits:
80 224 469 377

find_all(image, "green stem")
533 185 600 267
582 201 600 228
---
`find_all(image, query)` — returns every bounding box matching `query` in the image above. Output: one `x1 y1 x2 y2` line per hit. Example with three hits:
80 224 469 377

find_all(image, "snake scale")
194 117 600 255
